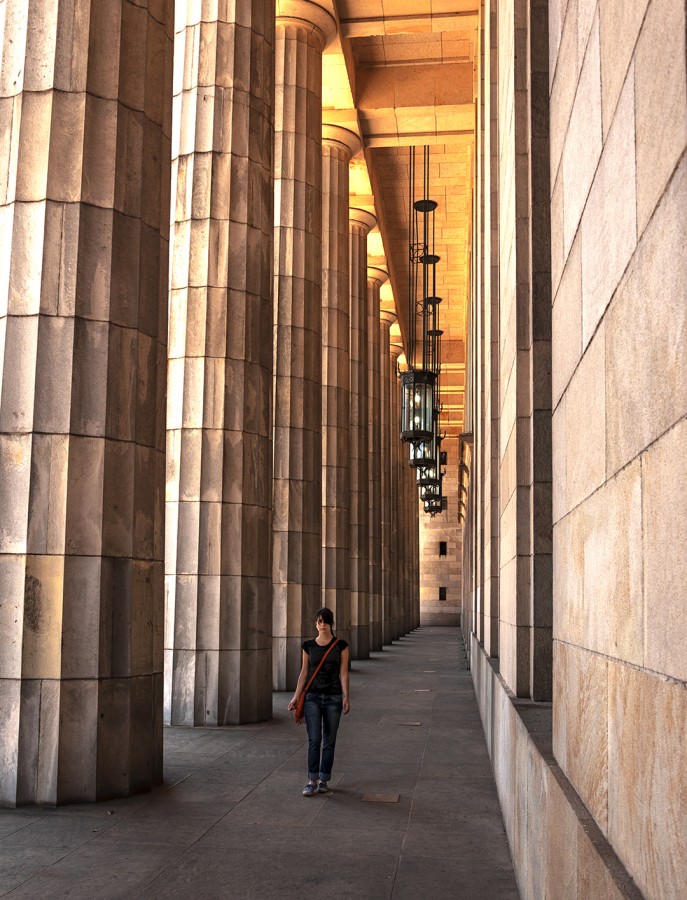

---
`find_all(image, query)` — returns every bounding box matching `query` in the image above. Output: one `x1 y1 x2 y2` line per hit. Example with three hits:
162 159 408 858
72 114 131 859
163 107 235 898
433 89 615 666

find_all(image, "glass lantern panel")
420 481 440 500
417 463 438 486
401 370 436 442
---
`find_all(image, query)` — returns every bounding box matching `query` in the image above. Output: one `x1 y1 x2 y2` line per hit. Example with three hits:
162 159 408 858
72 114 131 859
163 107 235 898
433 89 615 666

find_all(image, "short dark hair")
316 607 334 627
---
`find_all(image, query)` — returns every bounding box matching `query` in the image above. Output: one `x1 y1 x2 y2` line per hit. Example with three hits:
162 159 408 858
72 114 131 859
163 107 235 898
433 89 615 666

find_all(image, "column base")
349 625 370 660
273 636 306 692
1 674 163 808
370 622 383 652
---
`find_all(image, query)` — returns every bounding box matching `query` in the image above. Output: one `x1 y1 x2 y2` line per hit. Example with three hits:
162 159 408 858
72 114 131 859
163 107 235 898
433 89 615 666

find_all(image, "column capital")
276 0 337 50
322 124 361 161
349 207 377 234
390 340 405 362
367 266 388 288
380 308 397 327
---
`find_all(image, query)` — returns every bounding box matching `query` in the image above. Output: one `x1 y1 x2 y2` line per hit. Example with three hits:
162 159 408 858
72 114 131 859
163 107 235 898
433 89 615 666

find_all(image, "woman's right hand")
287 697 298 711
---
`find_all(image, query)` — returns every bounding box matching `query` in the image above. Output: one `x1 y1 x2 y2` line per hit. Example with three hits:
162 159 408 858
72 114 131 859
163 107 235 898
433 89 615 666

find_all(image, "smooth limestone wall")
550 0 687 896
469 0 687 897
494 0 520 694
472 637 642 900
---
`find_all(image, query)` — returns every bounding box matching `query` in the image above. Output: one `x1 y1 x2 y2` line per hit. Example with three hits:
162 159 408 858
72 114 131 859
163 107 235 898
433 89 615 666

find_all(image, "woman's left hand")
343 698 350 714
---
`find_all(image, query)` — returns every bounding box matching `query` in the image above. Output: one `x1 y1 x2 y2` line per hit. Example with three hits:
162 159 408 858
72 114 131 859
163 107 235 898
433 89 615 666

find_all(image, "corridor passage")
0 628 519 898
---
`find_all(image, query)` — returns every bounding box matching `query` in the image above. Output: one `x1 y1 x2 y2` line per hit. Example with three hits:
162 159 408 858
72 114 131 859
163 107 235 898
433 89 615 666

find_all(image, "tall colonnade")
0 0 420 806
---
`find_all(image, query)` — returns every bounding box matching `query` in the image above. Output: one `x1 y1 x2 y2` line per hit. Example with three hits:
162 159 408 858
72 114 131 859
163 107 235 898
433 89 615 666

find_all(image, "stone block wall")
473 637 643 900
419 437 462 626
468 0 686 895
495 0 521 694
550 0 687 895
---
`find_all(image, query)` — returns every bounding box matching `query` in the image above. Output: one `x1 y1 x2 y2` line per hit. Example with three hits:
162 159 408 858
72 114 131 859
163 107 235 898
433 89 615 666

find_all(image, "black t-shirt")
301 638 348 695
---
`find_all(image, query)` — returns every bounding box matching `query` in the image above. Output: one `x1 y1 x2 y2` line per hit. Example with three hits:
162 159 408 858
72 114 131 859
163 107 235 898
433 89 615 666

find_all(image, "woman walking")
288 608 350 796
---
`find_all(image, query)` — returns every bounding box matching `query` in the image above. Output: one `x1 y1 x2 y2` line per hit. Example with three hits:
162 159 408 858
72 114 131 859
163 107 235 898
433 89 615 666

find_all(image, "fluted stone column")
400 446 413 634
321 126 360 647
0 1 172 806
390 341 404 641
165 0 275 726
413 467 421 630
380 311 397 645
412 478 420 629
411 466 419 631
403 466 420 634
348 208 377 659
416 495 421 627
402 429 414 635
272 0 336 689
367 267 387 652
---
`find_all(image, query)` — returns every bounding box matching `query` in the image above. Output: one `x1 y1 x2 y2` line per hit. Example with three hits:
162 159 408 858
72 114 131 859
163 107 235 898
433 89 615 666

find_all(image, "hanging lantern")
409 437 433 467
422 466 443 516
420 480 440 501
415 428 441 482
424 495 443 515
409 414 439 467
417 460 439 486
401 146 444 457
411 424 441 472
401 368 436 443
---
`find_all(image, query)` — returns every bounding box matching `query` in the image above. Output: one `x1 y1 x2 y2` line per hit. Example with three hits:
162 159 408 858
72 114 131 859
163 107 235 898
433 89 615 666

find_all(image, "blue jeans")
304 692 343 782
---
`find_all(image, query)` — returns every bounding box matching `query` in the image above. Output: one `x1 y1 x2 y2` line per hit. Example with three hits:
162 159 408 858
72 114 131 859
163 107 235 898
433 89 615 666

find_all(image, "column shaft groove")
0 0 173 805
272 3 334 689
321 129 357 646
348 209 375 659
367 269 386 652
165 0 275 726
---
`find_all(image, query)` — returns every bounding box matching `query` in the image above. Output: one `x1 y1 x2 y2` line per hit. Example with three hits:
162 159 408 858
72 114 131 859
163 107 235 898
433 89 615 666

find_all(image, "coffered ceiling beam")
340 11 479 38
356 62 473 109
363 129 473 148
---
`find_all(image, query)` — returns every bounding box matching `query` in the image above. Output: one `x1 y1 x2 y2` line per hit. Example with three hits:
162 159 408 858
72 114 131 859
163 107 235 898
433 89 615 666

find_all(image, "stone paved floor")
0 627 519 898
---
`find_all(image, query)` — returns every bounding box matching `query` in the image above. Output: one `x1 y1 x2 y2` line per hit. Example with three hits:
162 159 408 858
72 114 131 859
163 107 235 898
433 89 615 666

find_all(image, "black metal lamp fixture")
424 469 444 515
410 439 434 468
400 147 439 444
416 460 438 486
415 430 441 484
400 145 451 517
424 495 443 516
420 480 440 502
409 410 439 467
401 368 436 443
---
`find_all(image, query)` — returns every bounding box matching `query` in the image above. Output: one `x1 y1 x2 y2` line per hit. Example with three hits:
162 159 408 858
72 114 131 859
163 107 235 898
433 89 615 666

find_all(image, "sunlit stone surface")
165 0 275 726
321 125 360 648
366 267 387 652
389 339 405 643
0 0 173 804
0 6 683 897
380 309 397 645
272 0 336 690
348 207 376 660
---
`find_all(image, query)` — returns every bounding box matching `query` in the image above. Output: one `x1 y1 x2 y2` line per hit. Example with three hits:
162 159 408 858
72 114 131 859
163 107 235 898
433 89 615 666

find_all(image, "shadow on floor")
0 628 519 899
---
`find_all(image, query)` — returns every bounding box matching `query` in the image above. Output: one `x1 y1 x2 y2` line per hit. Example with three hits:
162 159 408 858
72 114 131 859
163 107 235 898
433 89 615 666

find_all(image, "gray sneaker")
317 781 330 793
303 783 317 797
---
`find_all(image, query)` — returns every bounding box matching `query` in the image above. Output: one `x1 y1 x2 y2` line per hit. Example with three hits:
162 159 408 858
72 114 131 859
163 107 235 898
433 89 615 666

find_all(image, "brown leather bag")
293 639 340 725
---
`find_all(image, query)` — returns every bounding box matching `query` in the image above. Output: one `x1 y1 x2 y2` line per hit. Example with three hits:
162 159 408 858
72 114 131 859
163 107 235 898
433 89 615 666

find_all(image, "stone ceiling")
322 0 477 437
